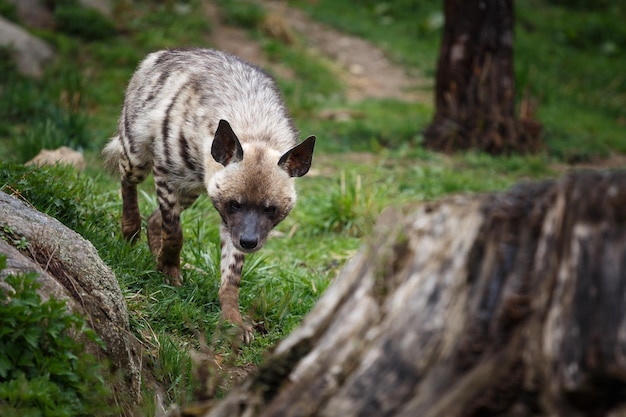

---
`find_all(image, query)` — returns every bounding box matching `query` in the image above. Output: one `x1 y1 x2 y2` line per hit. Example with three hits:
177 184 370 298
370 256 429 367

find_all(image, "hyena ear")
278 135 316 178
212 119 244 166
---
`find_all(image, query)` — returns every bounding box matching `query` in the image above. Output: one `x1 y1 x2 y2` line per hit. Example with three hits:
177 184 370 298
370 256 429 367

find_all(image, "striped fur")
103 48 315 343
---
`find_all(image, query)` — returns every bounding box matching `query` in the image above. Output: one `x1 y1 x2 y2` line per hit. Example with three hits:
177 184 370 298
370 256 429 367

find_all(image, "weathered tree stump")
196 169 626 417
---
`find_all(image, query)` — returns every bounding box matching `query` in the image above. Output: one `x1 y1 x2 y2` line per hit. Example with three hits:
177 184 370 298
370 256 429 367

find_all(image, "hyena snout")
232 211 273 253
239 234 259 250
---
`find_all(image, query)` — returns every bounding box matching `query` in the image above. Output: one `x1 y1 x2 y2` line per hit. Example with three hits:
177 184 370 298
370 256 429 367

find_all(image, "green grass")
0 256 113 416
515 0 626 159
0 0 623 413
290 0 443 70
290 0 626 159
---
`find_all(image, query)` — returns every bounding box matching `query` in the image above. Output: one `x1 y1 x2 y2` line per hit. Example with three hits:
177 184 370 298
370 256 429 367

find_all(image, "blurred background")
0 0 624 163
0 0 625 414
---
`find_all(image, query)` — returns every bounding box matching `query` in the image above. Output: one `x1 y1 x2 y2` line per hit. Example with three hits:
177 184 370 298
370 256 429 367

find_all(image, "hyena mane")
103 48 315 343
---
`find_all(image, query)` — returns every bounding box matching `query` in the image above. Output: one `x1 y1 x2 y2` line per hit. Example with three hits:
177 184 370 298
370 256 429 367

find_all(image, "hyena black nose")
240 236 258 250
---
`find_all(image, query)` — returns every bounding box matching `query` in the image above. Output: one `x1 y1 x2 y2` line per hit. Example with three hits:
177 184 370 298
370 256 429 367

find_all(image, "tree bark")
189 169 626 417
423 0 542 154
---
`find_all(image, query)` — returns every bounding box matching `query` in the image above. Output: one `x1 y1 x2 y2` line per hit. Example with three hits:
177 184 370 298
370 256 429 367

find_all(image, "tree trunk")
423 0 542 154
187 169 626 417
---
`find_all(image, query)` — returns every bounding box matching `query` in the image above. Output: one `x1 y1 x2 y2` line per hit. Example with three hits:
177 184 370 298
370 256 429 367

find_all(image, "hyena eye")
264 206 277 216
228 200 241 211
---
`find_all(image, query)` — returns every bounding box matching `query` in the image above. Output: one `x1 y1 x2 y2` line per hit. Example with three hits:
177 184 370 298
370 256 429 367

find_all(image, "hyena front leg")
156 208 183 286
152 173 184 286
219 223 253 344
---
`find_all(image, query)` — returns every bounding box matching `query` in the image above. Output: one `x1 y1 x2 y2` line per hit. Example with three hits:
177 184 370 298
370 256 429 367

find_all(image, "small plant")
0 68 90 162
315 170 376 237
0 163 86 230
0 225 29 250
54 4 117 41
0 256 112 416
216 0 266 29
153 332 194 405
0 1 17 22
0 47 16 83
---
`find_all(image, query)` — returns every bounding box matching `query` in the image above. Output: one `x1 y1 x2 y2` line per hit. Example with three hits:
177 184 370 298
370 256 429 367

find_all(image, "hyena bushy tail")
102 135 122 175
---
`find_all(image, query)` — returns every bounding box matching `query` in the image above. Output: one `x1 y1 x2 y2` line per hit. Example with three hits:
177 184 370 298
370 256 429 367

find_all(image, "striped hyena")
103 48 316 343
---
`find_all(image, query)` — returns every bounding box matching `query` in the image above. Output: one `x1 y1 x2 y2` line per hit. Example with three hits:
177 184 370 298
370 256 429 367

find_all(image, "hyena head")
208 120 315 253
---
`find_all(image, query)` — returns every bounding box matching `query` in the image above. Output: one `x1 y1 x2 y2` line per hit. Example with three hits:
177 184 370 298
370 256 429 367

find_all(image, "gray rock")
26 146 87 171
7 0 55 29
0 15 55 78
7 0 112 27
79 0 113 17
0 191 141 402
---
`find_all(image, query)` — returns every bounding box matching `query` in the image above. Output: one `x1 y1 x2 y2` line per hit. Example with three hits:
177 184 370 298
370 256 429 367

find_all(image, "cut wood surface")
194 169 626 417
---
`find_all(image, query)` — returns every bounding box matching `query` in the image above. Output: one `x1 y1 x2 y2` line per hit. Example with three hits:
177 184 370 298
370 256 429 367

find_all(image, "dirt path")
203 0 431 103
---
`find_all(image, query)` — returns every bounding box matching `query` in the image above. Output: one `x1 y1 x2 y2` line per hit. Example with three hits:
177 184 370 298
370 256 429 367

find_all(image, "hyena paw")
222 308 254 344
159 265 183 286
121 223 141 243
241 322 254 345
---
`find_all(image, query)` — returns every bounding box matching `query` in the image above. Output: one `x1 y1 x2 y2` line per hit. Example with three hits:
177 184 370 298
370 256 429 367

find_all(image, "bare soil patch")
204 0 431 103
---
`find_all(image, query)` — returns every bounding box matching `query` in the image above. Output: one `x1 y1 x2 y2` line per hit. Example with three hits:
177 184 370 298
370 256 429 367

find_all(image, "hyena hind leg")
121 180 141 243
147 209 162 257
150 189 198 287
119 156 152 243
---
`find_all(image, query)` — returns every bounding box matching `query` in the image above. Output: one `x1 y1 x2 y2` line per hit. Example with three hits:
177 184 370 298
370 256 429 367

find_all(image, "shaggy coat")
103 48 315 343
